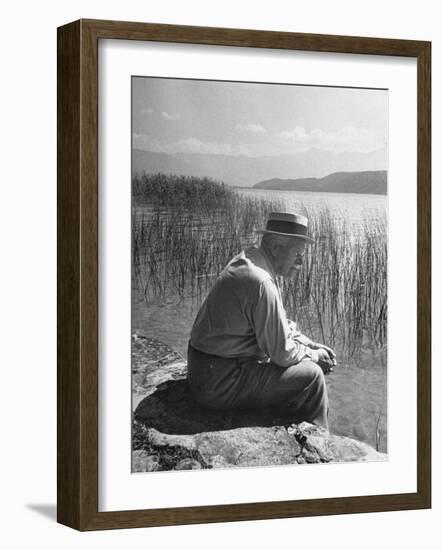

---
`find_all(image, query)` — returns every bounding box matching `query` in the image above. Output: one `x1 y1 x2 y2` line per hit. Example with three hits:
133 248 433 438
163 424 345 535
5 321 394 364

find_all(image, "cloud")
278 125 386 153
140 106 154 116
161 111 180 121
133 134 164 151
133 133 249 156
235 123 266 134
176 138 250 155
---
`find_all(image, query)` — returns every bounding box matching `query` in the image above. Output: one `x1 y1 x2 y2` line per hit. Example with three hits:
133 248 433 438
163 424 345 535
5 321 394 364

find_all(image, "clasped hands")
309 342 337 375
288 323 336 375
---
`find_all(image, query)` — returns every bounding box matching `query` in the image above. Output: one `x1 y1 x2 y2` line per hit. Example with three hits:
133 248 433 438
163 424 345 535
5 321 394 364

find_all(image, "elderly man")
187 212 336 430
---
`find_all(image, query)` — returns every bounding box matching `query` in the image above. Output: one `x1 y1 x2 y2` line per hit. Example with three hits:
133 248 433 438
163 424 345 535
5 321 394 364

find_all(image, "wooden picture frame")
57 18 431 531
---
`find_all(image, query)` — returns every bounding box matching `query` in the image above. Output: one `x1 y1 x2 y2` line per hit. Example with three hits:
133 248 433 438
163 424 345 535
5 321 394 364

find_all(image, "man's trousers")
187 343 329 429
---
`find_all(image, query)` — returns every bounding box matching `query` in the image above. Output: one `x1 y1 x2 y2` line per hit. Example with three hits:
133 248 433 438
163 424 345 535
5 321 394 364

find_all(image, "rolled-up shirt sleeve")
288 319 314 346
251 278 311 367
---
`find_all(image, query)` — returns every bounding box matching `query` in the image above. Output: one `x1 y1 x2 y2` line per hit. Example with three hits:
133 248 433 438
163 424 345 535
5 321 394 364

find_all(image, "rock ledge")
132 331 387 472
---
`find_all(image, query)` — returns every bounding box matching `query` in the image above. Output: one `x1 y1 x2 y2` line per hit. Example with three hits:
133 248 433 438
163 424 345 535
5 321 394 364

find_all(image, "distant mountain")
132 148 388 188
254 170 387 195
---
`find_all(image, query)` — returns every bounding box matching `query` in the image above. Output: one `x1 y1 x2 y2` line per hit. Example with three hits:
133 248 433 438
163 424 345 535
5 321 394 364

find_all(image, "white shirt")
190 246 313 367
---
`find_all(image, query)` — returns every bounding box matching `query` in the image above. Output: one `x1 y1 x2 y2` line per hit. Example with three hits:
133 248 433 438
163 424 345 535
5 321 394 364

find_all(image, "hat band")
266 219 308 236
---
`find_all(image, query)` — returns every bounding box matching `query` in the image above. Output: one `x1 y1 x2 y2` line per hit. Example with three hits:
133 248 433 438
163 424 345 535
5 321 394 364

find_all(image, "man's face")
275 238 306 279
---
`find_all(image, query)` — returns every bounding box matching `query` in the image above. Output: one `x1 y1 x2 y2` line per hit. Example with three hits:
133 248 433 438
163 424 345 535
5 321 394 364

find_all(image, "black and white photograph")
131 76 388 473
2 0 436 542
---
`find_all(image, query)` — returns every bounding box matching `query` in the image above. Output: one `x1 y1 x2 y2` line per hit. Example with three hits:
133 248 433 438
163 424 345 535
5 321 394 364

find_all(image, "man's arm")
288 319 336 365
251 279 318 367
288 320 314 346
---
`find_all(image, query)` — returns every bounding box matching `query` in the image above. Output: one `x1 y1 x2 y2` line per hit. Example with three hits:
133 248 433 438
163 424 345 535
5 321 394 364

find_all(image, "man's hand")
310 342 336 363
315 348 335 375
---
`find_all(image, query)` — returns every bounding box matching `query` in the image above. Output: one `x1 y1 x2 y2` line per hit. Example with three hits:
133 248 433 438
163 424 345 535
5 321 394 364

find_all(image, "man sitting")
187 212 336 430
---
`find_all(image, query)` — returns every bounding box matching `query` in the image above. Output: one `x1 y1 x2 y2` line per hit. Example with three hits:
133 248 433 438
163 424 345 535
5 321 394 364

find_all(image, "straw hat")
257 212 315 243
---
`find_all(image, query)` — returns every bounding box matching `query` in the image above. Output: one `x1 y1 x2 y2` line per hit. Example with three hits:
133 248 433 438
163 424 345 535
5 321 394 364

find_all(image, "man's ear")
272 239 285 256
268 238 278 256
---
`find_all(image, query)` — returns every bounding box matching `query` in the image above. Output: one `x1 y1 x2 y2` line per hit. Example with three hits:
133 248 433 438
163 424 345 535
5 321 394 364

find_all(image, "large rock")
132 331 387 471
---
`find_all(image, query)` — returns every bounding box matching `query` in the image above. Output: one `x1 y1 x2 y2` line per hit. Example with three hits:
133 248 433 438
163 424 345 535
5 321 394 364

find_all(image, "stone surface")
132 331 186 410
175 459 203 470
132 330 387 471
132 450 161 472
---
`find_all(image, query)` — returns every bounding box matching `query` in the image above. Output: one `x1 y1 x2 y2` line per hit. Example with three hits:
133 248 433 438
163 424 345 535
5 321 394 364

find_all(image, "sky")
132 77 388 158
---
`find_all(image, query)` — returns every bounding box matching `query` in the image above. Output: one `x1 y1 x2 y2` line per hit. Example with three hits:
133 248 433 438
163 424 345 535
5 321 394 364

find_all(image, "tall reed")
280 206 387 359
132 174 387 360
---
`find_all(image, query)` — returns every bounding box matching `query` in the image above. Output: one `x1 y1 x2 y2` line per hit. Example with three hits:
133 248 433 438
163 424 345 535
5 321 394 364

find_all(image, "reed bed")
280 207 387 359
132 174 387 360
133 173 238 212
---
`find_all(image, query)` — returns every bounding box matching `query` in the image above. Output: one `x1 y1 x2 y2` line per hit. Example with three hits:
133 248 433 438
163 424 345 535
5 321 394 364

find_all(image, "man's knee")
294 360 325 386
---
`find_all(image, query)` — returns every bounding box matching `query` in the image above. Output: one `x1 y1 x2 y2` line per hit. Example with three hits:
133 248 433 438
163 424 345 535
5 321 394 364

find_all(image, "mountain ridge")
254 170 387 195
132 148 388 188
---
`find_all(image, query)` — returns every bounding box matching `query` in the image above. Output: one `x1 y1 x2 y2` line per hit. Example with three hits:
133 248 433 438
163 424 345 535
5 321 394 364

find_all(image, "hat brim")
256 229 315 244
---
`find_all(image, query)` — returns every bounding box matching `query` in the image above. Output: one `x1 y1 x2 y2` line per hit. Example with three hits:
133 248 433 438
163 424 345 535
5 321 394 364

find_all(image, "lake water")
132 189 388 453
236 188 387 230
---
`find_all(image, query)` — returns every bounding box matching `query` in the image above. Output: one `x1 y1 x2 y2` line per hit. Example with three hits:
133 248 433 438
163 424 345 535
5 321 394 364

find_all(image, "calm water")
132 189 388 453
236 188 387 229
